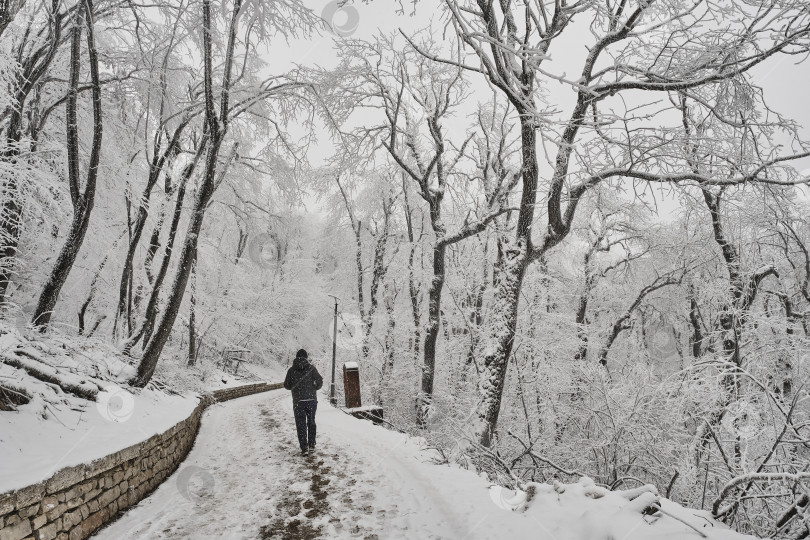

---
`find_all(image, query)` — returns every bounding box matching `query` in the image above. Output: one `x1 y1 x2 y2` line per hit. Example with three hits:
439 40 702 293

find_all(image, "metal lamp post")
327 294 339 406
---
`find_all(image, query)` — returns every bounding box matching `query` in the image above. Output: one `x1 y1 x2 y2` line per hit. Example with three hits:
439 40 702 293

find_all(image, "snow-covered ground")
0 326 193 491
151 352 286 394
94 390 755 540
0 323 284 493
0 383 198 492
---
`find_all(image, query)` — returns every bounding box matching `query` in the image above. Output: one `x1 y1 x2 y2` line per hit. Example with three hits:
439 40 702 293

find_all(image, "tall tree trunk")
376 283 397 407
461 264 486 382
0 107 24 304
474 119 537 446
141 173 188 347
123 149 199 354
134 138 222 385
474 239 530 446
361 200 392 359
417 240 447 424
335 174 389 361
574 249 596 362
409 245 422 367
114 121 187 336
144 161 178 285
403 182 422 369
187 249 197 366
32 0 102 328
688 283 707 357
132 0 240 386
694 186 777 462
353 224 365 322
0 177 22 305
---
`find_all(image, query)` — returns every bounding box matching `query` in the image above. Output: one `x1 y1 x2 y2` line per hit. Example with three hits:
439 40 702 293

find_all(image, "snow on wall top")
0 324 199 492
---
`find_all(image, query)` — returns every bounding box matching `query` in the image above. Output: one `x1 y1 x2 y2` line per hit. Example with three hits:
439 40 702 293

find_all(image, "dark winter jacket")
284 357 324 402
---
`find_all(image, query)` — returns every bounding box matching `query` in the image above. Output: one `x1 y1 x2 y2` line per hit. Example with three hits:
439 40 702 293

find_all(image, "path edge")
0 381 282 540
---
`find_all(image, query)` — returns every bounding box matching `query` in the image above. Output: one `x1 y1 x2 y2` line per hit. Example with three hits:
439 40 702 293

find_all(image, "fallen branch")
0 382 31 410
2 351 100 400
654 504 708 538
713 473 810 517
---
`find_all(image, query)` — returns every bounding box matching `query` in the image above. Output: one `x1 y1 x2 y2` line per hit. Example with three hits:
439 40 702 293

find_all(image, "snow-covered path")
93 390 502 539
93 389 753 540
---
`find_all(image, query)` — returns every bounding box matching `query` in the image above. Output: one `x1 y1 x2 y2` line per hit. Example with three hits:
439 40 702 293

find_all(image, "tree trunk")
688 283 707 357
473 119 538 446
144 166 177 285
417 241 447 424
0 179 22 304
409 245 422 368
461 274 485 382
376 284 397 407
32 0 102 328
123 151 198 354
403 185 422 369
0 113 24 304
695 186 777 462
475 238 529 446
187 249 197 366
361 202 391 359
573 273 592 362
114 122 187 335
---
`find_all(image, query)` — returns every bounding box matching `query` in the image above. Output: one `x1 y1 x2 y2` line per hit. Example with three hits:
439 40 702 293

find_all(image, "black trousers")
293 400 317 450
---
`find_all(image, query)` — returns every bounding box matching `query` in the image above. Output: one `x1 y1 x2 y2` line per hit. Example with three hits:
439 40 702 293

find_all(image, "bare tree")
336 38 516 423
676 94 789 461
334 172 398 361
32 0 102 328
0 0 64 303
430 0 810 446
401 172 425 368
122 137 206 354
571 203 646 362
773 214 810 336
112 19 199 336
375 280 399 407
131 0 316 386
596 270 685 367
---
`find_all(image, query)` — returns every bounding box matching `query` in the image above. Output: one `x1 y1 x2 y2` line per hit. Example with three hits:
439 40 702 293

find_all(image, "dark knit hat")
296 349 308 359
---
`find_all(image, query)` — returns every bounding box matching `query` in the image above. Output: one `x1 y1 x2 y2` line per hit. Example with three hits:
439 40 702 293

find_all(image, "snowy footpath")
93 390 753 540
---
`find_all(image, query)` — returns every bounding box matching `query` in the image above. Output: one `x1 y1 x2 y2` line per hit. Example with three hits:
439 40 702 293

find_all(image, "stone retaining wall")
211 382 282 402
0 382 282 540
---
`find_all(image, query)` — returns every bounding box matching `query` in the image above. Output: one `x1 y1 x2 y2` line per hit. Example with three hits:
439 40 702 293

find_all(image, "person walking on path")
283 349 324 456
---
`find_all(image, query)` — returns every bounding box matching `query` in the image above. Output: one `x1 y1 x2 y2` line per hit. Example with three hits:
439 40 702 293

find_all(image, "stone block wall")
211 382 282 402
0 381 282 540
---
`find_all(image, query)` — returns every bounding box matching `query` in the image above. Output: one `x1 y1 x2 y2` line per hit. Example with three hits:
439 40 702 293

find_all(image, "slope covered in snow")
95 389 754 539
0 324 283 493
0 325 201 492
